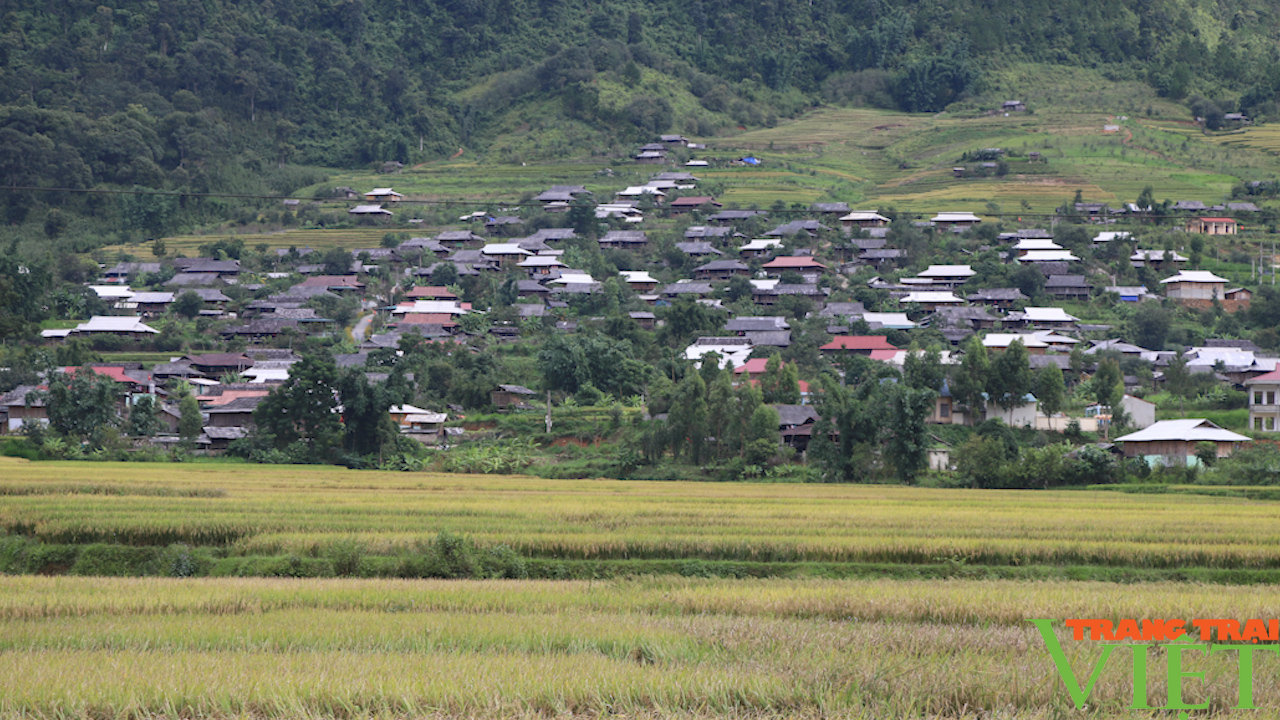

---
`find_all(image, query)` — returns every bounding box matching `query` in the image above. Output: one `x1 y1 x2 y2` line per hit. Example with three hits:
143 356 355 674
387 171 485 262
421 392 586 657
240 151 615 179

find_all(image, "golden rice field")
2 574 1280 718
5 459 1280 570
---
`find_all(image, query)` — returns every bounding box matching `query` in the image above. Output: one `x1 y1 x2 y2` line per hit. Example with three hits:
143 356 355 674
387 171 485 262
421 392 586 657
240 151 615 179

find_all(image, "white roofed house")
1044 275 1091 300
619 270 658 293
54 316 160 342
88 285 136 308
1159 270 1229 307
546 271 596 287
388 404 448 444
516 255 567 276
898 291 964 310
685 337 755 369
738 238 783 258
615 186 665 200
694 259 750 280
1018 249 1080 263
1130 249 1187 268
130 291 175 317
861 312 917 329
1245 369 1280 433
348 204 393 216
930 212 982 231
1013 238 1062 254
983 332 1043 350
596 203 645 222
391 300 470 318
1115 419 1250 466
839 211 891 231
1185 217 1239 235
364 188 404 202
597 230 649 249
915 264 976 288
481 243 534 267
1005 306 1079 330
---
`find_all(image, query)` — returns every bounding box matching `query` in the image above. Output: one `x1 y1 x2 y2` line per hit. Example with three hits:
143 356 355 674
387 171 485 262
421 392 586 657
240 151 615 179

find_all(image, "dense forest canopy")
1 0 1280 248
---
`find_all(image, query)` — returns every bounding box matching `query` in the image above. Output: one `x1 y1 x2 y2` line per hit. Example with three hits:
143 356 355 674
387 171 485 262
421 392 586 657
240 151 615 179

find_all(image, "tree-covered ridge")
4 0 1279 167
3 0 1280 255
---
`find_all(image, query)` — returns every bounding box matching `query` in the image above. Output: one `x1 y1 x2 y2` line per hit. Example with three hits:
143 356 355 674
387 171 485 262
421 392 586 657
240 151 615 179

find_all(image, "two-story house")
1246 369 1280 432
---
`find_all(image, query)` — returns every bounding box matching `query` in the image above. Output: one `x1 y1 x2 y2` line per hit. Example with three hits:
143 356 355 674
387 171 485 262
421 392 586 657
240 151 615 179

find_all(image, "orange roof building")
819 336 897 354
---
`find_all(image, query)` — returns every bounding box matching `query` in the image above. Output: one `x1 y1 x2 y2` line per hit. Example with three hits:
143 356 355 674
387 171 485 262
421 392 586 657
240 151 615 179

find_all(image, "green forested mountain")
2 0 1280 242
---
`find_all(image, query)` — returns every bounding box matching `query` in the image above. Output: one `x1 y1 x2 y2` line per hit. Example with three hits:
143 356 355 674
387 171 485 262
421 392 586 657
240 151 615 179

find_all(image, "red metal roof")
669 196 717 206
397 313 458 326
1248 368 1280 384
203 389 270 406
1195 217 1238 223
59 366 144 385
762 256 828 269
819 336 897 351
405 286 457 298
298 276 364 288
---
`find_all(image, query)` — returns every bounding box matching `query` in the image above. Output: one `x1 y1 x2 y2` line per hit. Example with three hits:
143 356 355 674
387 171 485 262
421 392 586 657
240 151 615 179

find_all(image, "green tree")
657 297 723 347
337 369 408 458
1128 303 1171 350
667 370 708 463
903 346 944 392
1165 352 1192 399
1136 185 1155 209
172 290 204 319
43 209 68 239
744 404 781 465
1036 363 1065 421
567 198 598 238
884 383 935 484
321 247 351 275
126 395 165 437
951 335 990 422
759 354 800 404
0 257 51 341
705 372 737 458
1093 358 1124 440
431 262 459 287
253 354 343 461
1093 357 1123 409
178 392 202 443
1069 346 1085 380
809 376 883 482
1189 235 1204 269
724 275 754 303
538 332 653 397
495 275 519 307
954 435 1008 488
44 367 121 446
987 339 1033 413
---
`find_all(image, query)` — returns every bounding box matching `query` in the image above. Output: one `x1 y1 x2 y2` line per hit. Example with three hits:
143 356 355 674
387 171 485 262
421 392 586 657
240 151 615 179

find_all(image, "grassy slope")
99 62 1280 260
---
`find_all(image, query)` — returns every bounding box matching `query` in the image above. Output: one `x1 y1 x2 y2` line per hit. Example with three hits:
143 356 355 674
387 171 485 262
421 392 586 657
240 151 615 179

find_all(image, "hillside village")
5 135 1280 483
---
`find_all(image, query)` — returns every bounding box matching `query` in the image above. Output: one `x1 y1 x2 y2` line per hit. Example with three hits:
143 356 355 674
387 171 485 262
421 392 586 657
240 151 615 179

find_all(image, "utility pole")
545 390 553 434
